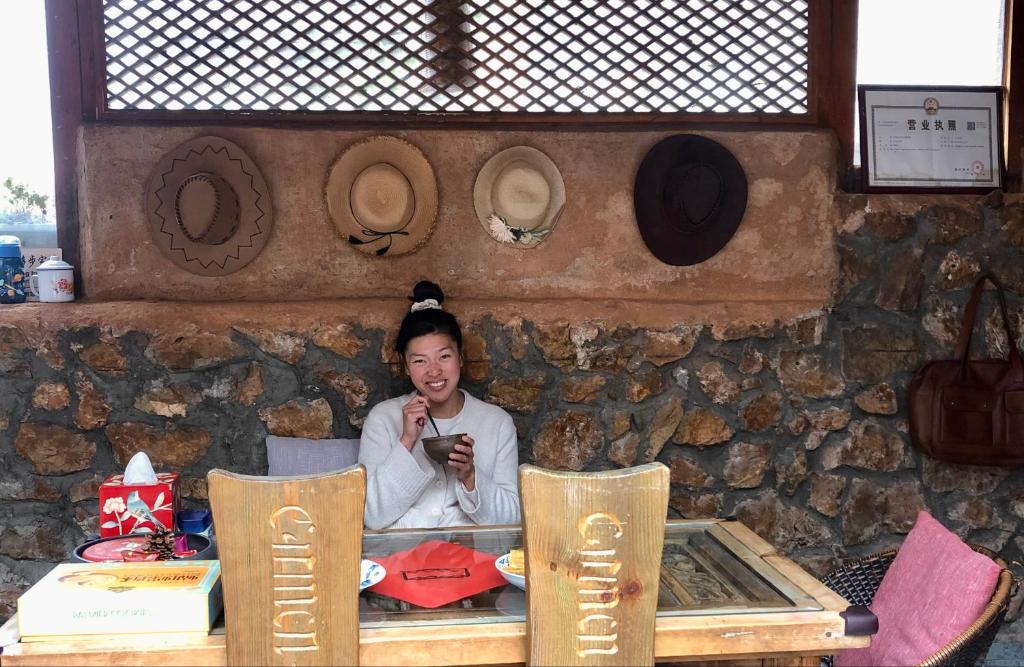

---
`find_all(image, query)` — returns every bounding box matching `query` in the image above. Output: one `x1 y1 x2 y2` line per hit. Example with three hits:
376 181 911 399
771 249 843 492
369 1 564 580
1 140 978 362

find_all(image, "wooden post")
811 0 859 191
44 0 90 294
1004 0 1023 191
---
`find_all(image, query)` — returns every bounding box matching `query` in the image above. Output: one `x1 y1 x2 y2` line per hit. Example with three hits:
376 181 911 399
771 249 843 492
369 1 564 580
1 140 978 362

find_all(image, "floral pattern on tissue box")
98 472 179 537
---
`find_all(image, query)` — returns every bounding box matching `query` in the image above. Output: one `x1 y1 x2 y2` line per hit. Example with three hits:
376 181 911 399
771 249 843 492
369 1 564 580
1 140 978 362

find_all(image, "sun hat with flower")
473 146 566 248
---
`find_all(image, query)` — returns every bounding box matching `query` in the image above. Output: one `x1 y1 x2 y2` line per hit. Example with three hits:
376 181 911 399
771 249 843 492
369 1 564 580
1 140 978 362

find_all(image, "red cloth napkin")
368 540 506 608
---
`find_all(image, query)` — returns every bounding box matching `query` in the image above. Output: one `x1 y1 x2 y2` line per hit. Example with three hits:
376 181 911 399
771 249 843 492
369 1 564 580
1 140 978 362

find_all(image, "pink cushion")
836 511 1001 667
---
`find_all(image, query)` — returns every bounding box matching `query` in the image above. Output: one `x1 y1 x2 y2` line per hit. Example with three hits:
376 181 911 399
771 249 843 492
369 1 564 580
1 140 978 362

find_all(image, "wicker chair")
821 544 1015 667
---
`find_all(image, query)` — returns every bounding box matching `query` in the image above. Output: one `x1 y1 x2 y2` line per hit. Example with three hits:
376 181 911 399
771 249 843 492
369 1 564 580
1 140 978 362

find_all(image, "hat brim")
326 136 438 257
473 146 566 248
146 136 273 277
634 135 747 266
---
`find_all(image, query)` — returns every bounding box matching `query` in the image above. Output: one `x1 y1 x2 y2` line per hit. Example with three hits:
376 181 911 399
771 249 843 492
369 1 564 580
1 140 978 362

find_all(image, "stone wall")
3 179 1024 641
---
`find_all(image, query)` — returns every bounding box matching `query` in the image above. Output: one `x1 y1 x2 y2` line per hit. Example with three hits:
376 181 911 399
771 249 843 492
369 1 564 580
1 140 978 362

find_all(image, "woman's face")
404 332 462 408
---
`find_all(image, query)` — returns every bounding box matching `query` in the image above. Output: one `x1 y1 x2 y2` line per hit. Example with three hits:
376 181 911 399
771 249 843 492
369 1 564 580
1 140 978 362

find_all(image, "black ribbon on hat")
348 229 411 256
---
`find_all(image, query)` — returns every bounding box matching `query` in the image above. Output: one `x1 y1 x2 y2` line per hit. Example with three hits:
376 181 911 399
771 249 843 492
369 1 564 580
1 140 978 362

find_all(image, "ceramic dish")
72 533 215 563
361 559 386 591
495 553 526 590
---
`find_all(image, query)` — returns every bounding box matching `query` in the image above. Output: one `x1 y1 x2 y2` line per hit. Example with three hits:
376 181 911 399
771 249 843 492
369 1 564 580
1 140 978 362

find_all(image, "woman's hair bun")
411 280 445 305
396 280 461 355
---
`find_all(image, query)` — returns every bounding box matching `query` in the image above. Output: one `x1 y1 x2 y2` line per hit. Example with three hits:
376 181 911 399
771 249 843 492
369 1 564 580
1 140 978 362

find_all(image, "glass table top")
358 520 821 628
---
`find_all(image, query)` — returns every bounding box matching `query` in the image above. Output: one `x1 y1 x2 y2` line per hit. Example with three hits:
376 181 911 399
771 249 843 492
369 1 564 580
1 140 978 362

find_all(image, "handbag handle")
954 273 1023 370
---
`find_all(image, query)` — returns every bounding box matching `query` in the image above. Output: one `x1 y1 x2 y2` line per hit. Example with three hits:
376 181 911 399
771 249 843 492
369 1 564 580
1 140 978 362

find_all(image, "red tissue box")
98 472 180 537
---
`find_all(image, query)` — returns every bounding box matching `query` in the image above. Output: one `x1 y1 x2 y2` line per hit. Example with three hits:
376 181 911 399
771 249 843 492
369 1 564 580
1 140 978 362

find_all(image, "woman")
359 281 521 529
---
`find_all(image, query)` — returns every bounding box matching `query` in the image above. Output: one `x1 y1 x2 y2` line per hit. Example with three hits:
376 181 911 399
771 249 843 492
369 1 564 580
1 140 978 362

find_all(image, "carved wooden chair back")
208 466 366 666
518 462 670 667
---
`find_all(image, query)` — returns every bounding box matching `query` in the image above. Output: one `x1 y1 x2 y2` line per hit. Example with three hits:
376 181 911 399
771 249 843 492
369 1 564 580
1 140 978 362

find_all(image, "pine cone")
145 528 178 560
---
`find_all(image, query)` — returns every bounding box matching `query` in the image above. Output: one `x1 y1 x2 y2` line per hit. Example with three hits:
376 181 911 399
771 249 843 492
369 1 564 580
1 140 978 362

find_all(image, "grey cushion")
266 436 360 476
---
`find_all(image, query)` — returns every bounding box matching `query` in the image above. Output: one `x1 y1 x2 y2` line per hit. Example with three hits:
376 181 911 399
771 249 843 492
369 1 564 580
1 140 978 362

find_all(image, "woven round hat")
326 136 438 257
145 136 273 276
634 134 748 266
473 146 565 248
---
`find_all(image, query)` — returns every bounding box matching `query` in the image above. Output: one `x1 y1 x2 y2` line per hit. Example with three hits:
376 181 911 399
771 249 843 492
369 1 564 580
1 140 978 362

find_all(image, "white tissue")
123 451 158 485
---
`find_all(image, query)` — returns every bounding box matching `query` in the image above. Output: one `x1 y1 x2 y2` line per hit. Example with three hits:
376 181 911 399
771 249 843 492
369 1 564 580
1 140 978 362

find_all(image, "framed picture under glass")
859 85 1004 193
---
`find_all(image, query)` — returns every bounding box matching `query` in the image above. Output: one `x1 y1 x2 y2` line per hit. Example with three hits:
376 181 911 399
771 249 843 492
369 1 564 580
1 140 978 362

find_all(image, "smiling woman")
357 280 521 530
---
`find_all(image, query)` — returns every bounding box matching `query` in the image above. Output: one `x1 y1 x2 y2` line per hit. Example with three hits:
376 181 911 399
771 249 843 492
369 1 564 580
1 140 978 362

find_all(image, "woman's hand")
448 435 476 491
399 395 430 450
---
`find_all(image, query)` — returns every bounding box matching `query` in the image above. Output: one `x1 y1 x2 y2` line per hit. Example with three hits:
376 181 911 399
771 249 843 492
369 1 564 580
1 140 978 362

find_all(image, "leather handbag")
908 273 1024 466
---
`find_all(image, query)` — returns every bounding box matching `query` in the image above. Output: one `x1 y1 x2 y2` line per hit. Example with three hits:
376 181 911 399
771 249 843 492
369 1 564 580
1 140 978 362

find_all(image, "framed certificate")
859 85 1004 193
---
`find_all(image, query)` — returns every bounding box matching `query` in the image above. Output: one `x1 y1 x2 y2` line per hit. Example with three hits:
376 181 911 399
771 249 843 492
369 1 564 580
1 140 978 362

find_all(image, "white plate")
495 553 525 590
361 559 386 591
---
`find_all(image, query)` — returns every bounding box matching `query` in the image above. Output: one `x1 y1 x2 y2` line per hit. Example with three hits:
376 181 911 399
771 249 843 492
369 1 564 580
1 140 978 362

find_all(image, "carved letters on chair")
270 506 318 657
577 512 624 657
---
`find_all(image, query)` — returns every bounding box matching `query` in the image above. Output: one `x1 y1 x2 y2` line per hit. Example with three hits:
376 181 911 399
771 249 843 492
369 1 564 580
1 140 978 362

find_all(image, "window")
854 0 1006 165
0 1 58 252
99 0 814 118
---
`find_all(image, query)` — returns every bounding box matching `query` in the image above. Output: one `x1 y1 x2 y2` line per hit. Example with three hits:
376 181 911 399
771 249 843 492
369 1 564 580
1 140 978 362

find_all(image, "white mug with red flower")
30 256 75 302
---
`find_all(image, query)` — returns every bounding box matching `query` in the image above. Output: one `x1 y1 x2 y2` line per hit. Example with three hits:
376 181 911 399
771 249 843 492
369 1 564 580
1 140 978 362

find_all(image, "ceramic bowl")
495 553 526 590
421 433 467 465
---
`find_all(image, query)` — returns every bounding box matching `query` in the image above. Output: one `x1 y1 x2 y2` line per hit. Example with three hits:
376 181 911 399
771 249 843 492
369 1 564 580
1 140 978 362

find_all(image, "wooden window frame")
44 0 1022 294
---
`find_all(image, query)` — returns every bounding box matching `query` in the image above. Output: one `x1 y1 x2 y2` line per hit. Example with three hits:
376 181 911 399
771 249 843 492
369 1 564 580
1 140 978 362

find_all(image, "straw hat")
146 136 273 276
326 136 438 257
473 146 565 248
634 134 748 266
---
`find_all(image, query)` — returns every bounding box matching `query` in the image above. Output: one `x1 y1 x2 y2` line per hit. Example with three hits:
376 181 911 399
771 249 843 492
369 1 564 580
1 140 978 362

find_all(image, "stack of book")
17 560 222 642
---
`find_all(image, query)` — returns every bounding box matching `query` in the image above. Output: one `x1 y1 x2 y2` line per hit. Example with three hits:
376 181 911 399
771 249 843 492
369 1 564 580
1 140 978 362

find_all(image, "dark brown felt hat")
634 135 747 266
146 136 273 276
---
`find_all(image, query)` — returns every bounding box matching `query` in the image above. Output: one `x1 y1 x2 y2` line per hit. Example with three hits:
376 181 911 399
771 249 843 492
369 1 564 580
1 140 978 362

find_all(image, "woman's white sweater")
358 390 521 529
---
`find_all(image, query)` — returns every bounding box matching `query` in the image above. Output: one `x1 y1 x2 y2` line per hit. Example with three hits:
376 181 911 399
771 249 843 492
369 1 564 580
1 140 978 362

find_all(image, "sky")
0 0 1008 198
855 0 1005 163
0 1 54 217
858 0 1005 87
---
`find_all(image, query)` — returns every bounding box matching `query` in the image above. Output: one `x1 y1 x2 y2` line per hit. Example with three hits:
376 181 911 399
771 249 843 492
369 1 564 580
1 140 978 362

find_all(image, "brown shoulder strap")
954 273 1021 363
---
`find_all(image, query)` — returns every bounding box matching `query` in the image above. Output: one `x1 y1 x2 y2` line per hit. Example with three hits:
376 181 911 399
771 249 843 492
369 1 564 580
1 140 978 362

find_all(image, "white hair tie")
410 298 441 313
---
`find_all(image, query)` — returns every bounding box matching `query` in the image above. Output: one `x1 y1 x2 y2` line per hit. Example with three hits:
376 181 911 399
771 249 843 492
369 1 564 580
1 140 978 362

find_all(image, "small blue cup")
0 236 26 304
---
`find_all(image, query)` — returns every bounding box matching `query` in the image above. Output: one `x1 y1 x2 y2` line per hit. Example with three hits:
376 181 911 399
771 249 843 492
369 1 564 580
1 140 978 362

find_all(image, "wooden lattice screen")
99 0 810 116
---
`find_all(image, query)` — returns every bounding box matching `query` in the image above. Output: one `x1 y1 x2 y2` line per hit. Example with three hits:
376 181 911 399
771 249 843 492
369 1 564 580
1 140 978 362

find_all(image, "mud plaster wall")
81 126 837 320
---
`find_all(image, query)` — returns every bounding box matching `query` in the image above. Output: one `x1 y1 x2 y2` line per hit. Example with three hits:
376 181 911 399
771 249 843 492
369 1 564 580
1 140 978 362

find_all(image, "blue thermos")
0 236 26 304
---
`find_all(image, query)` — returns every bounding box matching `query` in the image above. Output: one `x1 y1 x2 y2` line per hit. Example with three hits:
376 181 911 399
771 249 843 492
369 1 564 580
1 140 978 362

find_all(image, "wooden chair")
518 462 670 667
208 466 366 666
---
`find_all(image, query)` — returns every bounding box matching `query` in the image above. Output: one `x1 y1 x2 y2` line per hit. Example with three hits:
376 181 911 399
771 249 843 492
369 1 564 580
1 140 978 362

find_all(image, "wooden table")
1 519 870 666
